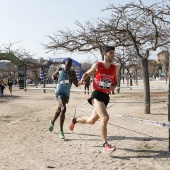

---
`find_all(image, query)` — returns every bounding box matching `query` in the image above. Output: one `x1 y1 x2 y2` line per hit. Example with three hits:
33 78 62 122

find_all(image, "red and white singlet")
93 62 116 94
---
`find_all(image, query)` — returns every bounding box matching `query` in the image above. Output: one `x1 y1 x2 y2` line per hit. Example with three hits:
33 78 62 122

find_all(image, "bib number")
59 79 69 85
99 79 111 89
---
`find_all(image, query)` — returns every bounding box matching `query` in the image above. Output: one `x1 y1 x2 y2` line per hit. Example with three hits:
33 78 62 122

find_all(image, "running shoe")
103 143 116 153
69 117 75 131
59 131 65 139
49 120 54 132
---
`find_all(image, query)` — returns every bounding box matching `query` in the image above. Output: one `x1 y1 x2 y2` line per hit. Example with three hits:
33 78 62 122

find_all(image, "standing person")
0 77 5 97
84 76 91 95
49 58 78 139
7 76 13 95
69 46 117 153
3 77 8 86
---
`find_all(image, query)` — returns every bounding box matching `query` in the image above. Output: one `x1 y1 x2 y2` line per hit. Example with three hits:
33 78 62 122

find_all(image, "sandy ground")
0 80 170 170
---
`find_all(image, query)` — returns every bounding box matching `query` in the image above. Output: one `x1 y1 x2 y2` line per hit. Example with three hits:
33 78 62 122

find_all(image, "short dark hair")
64 58 72 64
103 46 115 53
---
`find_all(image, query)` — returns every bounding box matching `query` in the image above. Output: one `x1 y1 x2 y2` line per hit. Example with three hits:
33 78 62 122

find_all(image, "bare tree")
0 42 43 87
102 1 170 114
45 19 120 60
45 1 170 114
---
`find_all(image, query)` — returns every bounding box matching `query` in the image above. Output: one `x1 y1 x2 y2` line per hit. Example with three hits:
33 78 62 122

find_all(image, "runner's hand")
78 79 85 85
110 86 116 91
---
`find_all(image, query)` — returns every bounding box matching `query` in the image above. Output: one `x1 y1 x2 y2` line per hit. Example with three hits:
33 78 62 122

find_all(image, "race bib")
59 79 69 85
99 79 111 89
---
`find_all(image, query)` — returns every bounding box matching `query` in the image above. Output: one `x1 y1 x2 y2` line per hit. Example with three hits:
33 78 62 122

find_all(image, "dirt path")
0 83 170 170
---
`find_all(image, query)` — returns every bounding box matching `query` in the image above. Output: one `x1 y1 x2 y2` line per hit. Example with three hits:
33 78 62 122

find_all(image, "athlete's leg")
49 99 62 131
69 108 99 131
84 85 87 94
51 100 61 125
8 86 12 94
0 86 2 96
1 85 5 94
87 85 89 94
76 108 99 124
11 86 12 94
59 97 67 131
9 86 12 94
91 99 109 143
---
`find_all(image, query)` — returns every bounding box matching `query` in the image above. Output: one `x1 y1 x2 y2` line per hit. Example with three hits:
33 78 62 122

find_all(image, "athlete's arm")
110 66 118 91
52 67 61 80
79 63 98 85
70 70 78 87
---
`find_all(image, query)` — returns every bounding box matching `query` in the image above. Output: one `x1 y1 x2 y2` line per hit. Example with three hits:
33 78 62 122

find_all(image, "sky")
0 0 166 63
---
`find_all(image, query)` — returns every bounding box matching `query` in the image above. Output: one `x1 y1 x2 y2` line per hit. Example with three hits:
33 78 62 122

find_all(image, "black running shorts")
56 93 69 103
87 91 110 107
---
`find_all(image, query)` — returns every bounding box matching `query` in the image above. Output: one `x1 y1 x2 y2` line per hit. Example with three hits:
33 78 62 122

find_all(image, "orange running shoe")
69 117 76 131
103 143 116 153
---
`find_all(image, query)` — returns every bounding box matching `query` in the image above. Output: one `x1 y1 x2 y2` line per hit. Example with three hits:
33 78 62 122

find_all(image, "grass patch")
0 115 12 123
137 143 154 157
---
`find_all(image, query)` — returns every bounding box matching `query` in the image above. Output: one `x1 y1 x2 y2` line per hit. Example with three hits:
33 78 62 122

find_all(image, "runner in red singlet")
69 46 118 153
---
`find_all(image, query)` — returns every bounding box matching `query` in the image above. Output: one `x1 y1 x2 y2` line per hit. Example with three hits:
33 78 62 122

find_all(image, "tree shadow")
64 132 100 141
108 135 167 142
65 131 167 143
0 100 6 103
108 123 155 138
151 113 167 116
109 101 144 103
112 148 170 160
0 95 23 101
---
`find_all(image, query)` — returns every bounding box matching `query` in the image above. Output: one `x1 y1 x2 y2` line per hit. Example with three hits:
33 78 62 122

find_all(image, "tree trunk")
33 70 39 87
117 67 122 94
24 66 27 91
168 52 170 151
130 74 133 86
135 69 138 85
142 58 150 114
127 74 129 87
